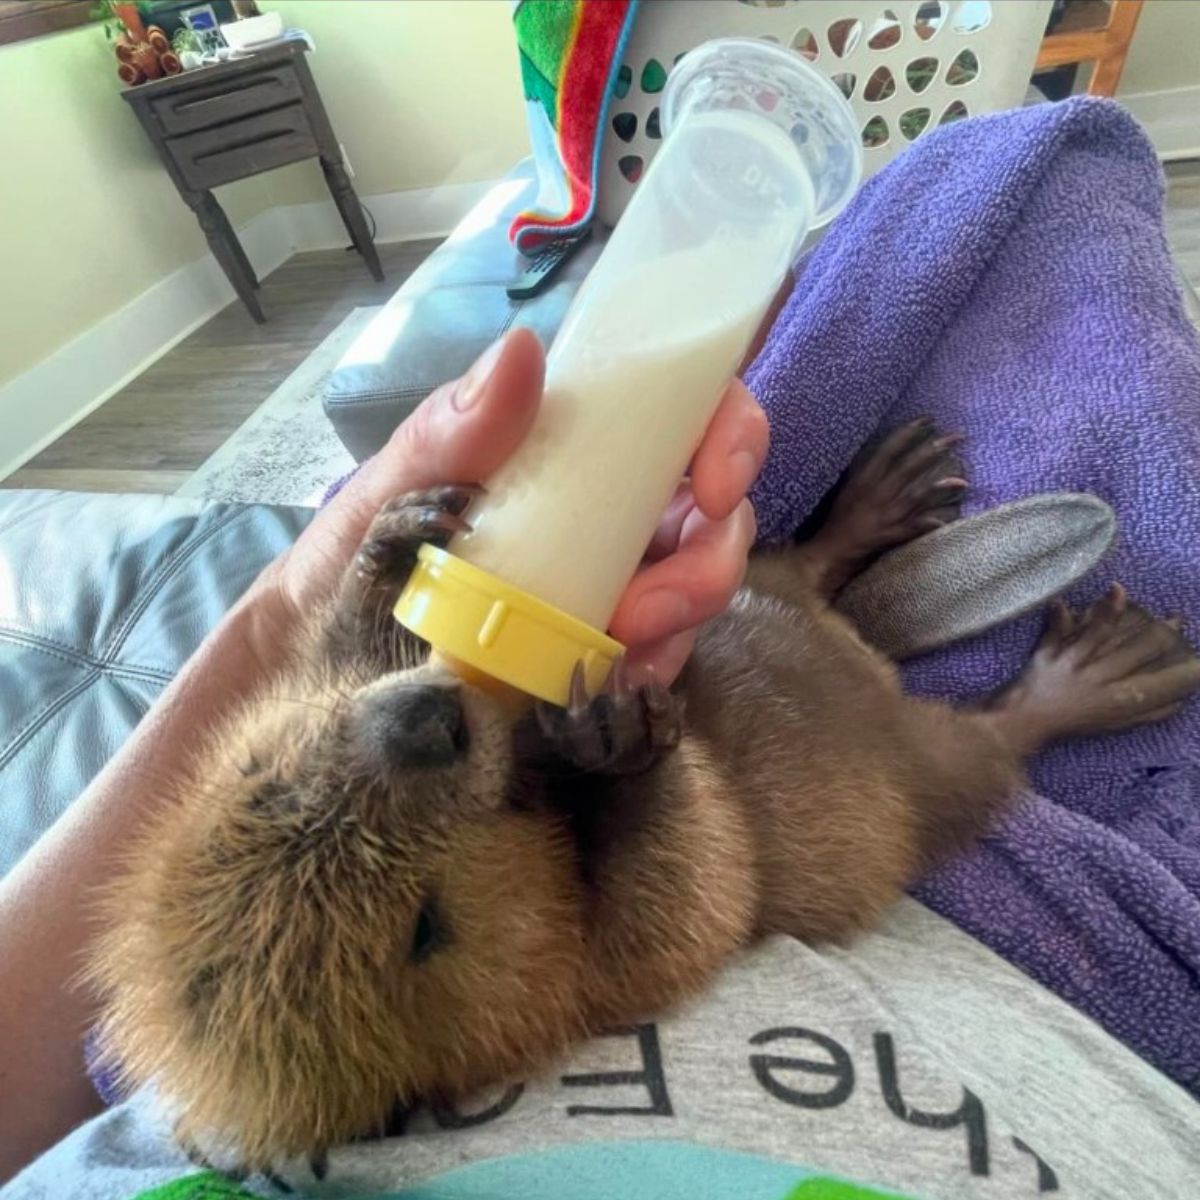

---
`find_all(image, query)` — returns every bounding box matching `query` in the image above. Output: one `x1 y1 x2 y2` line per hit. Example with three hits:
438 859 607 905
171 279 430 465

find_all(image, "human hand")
258 328 766 684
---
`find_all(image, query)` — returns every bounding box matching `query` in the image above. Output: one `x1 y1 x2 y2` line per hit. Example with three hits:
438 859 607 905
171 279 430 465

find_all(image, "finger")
644 483 697 563
1099 617 1186 679
624 629 697 688
326 329 544 546
689 380 770 522
1123 659 1200 711
1072 583 1128 663
609 499 756 645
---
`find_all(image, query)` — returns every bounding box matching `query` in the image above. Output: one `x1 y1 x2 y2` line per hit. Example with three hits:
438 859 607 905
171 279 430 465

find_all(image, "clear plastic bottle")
396 39 862 705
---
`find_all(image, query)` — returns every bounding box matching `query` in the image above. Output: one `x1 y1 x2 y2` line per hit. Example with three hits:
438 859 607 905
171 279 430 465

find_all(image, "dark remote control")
507 228 593 300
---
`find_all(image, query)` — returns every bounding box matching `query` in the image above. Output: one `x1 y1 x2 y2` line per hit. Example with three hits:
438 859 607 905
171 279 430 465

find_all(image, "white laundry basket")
598 0 1052 226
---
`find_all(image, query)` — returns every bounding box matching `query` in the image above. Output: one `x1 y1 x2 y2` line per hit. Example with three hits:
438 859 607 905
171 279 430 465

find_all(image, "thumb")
330 328 546 538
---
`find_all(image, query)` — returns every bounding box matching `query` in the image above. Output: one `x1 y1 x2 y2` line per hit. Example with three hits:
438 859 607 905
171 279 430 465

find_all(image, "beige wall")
0 0 527 404
1118 0 1200 97
265 0 528 204
0 25 272 392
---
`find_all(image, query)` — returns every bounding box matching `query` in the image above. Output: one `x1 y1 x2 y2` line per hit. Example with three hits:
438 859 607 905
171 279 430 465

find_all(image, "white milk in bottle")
455 108 811 628
395 40 862 704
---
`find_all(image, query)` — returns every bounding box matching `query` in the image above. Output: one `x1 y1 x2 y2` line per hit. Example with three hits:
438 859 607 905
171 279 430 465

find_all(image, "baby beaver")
88 419 1200 1170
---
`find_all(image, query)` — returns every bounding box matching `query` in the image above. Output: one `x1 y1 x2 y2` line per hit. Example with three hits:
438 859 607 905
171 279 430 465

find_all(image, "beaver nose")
355 684 469 768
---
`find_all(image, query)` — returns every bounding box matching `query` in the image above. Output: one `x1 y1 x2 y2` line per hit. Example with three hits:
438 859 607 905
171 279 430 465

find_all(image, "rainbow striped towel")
509 0 638 254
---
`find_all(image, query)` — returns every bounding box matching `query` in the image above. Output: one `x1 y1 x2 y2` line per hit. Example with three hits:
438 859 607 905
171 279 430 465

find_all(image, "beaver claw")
352 485 483 587
537 656 683 776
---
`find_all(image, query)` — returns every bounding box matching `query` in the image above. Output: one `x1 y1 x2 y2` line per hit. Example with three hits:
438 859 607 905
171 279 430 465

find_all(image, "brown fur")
86 423 1200 1168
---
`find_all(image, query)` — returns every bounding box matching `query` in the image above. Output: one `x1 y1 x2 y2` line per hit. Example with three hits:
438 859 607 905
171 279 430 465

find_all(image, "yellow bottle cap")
393 544 624 707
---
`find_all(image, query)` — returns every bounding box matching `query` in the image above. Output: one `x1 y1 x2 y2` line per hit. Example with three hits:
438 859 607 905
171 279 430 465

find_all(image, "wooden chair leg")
1088 0 1145 96
1034 0 1145 101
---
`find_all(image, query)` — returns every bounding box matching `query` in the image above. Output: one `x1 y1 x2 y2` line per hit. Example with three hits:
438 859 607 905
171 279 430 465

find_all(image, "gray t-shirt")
4 899 1196 1200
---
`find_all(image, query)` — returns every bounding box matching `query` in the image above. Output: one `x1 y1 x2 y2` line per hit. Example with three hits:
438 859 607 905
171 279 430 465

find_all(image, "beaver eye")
410 897 445 964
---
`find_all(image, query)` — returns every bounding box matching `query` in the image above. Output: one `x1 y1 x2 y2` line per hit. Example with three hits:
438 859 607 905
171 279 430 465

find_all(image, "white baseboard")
0 177 501 481
286 177 501 250
1121 85 1200 161
0 205 300 482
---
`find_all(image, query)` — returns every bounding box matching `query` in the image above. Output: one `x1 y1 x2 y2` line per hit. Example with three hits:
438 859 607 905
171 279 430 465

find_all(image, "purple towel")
322 467 358 506
747 97 1200 1093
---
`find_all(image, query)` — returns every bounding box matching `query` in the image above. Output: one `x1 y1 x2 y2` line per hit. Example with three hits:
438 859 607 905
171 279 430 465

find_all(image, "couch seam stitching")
100 507 245 661
0 626 173 682
327 388 444 404
326 310 519 407
0 668 102 774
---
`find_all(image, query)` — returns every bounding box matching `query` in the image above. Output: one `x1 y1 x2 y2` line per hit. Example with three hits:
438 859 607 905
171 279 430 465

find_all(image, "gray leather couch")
323 160 609 461
0 490 311 878
2 168 607 880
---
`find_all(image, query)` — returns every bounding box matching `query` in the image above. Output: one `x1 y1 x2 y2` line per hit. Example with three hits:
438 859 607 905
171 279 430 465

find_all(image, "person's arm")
0 593 291 1174
0 329 766 1179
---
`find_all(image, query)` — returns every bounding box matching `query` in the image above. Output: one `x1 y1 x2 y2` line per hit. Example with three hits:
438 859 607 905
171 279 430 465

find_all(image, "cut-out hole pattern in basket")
940 99 969 125
603 0 1010 215
619 155 644 182
900 107 932 139
828 17 863 58
947 48 979 85
791 25 819 60
612 112 637 143
862 115 890 147
868 9 902 51
915 0 947 41
907 56 938 92
952 1 992 34
831 71 856 100
864 65 897 102
641 58 667 93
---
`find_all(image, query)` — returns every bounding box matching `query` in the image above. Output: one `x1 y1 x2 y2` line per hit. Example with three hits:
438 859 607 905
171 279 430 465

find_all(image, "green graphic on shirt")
785 1178 916 1199
129 1170 261 1200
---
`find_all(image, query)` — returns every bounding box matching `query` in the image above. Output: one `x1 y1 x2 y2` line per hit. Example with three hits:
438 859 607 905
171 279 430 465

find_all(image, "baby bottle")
395 38 862 706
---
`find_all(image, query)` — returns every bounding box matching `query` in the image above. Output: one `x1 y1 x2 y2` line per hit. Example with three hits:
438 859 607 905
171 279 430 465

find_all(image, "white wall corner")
1121 85 1200 161
0 177 500 481
283 178 502 250
0 203 300 480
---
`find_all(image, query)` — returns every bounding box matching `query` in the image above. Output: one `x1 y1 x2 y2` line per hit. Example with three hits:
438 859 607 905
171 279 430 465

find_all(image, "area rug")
175 306 379 507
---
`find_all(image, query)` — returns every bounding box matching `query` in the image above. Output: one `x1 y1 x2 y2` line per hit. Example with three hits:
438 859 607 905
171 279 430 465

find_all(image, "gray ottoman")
322 160 609 462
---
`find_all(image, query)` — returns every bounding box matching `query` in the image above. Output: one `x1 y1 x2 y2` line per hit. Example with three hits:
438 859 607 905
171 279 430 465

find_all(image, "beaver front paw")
327 485 482 664
352 484 482 591
537 656 682 775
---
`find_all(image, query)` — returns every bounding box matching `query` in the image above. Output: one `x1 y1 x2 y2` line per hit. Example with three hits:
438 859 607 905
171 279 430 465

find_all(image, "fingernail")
454 336 507 413
730 449 761 499
629 590 690 642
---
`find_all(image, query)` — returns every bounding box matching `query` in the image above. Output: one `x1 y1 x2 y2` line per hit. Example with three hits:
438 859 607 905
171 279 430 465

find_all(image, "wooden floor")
5 162 1200 496
2 239 439 494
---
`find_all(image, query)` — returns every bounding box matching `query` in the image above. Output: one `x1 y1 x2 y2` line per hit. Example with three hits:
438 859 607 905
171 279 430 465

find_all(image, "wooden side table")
123 42 382 323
